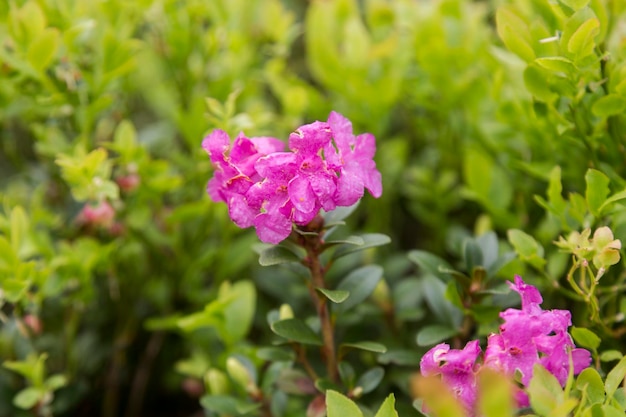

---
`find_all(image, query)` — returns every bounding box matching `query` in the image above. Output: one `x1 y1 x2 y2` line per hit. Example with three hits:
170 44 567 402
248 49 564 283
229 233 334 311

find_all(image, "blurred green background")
1 0 626 416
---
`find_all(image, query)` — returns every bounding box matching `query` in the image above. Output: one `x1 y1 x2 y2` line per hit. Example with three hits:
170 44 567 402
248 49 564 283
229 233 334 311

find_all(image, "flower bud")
204 368 230 395
226 357 258 395
79 200 115 228
279 304 294 320
306 395 326 417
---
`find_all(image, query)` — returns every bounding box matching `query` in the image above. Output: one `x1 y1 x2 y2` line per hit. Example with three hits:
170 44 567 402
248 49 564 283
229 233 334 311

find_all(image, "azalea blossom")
202 112 382 243
420 276 591 415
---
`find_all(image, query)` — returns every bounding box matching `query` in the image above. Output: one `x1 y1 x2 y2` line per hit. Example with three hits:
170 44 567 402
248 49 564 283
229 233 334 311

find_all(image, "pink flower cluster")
203 112 382 244
420 276 591 415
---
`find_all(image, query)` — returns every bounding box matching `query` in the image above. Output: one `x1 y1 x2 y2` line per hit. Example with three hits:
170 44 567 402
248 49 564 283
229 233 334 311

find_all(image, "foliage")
1 0 626 416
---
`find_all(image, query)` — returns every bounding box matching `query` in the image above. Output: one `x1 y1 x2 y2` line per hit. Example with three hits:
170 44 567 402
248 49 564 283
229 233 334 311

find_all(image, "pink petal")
288 176 316 213
254 212 292 244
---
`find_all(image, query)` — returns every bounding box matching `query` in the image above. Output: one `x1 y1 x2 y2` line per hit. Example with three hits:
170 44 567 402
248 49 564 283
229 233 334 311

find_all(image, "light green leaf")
592 94 626 118
605 356 626 398
416 324 458 346
496 7 535 62
44 374 68 391
220 281 256 344
575 368 605 405
560 0 591 10
528 364 564 415
334 265 383 312
585 169 610 217
326 390 363 417
27 28 59 72
571 327 601 351
535 57 577 75
270 318 322 346
524 65 557 102
316 288 350 303
13 387 42 410
507 229 546 269
114 120 137 151
567 17 599 60
374 394 398 417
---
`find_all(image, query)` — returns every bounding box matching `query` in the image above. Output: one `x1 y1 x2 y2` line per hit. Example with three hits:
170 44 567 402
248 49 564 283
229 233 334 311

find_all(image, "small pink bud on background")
79 201 115 228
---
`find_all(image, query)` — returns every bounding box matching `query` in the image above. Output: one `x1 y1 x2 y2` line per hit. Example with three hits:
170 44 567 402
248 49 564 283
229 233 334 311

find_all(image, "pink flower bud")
116 173 140 193
79 201 115 228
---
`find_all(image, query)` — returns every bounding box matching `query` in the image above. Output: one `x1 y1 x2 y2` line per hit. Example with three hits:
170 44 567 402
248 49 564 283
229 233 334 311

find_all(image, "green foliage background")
1 0 626 416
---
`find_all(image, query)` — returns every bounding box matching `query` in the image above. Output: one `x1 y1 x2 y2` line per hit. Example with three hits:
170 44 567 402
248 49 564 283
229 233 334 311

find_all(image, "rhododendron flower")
420 340 481 414
202 112 382 244
420 276 591 415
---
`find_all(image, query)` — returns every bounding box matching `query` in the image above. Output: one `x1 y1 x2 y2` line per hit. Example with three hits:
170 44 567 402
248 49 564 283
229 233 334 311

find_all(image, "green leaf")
270 318 322 346
585 169 610 217
323 236 365 249
535 57 577 75
463 238 484 273
332 233 391 260
340 341 387 357
44 374 68 391
374 394 398 417
463 148 512 214
605 356 626 399
600 350 623 362
524 64 557 102
407 250 454 282
598 189 626 213
547 166 567 214
220 281 256 345
200 394 260 415
507 229 546 270
357 367 385 395
326 390 363 417
575 368 605 405
478 369 515 417
528 364 564 415
258 245 300 266
317 288 350 303
334 265 383 313
571 327 601 351
323 202 360 226
27 28 59 72
567 17 599 60
377 349 423 366
13 387 42 410
592 94 626 118
496 7 535 62
416 324 458 346
560 0 591 10
114 120 137 151
256 347 295 362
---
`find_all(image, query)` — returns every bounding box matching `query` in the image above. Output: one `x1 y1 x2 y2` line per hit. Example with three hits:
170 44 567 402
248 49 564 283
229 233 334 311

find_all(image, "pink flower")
420 340 481 415
202 113 383 244
326 111 382 205
79 200 115 228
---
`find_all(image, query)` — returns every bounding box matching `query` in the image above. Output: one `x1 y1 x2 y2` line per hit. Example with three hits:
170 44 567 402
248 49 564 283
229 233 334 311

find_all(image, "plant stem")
297 218 338 383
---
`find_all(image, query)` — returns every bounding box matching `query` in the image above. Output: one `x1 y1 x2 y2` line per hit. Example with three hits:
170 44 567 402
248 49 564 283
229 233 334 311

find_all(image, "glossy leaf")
416 324 458 346
334 265 383 313
374 394 398 417
270 318 322 346
605 356 626 399
357 367 385 395
258 245 301 266
332 233 391 260
585 169 610 217
571 327 601 351
316 288 350 303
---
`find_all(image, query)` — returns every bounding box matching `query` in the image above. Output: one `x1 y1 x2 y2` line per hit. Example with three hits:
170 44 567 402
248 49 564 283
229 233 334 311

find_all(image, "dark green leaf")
340 342 387 357
416 325 458 346
463 238 484 273
332 233 391 260
334 265 383 313
270 318 322 346
408 250 454 282
200 394 260 415
377 350 422 366
357 367 385 395
258 245 301 266
316 288 350 303
256 347 295 362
